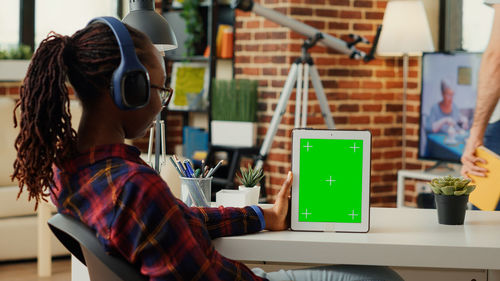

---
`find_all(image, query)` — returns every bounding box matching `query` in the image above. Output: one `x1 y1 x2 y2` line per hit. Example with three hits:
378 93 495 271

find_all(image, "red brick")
291 7 313 16
361 81 382 89
8 86 20 95
352 69 372 77
363 104 382 112
384 127 402 136
386 104 402 112
243 68 260 75
350 116 370 124
263 68 277 76
246 20 261 29
0 87 7 95
316 9 338 17
340 10 362 19
329 0 350 6
339 104 359 112
376 70 395 78
235 56 251 63
365 11 384 20
235 32 251 40
254 56 271 63
353 23 373 31
328 22 349 30
374 116 394 124
354 0 373 8
351 92 372 100
328 69 349 76
263 19 280 28
338 81 359 89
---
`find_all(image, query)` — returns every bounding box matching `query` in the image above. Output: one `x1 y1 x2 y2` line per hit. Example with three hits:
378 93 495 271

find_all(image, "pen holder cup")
180 177 212 207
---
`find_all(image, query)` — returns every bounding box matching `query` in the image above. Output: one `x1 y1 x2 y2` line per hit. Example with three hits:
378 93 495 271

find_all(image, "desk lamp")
377 0 434 169
122 0 178 172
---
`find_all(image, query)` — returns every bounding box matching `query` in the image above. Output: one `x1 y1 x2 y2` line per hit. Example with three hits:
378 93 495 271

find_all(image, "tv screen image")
418 52 483 163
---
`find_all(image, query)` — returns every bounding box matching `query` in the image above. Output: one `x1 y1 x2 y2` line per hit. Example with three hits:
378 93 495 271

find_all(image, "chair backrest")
48 213 148 281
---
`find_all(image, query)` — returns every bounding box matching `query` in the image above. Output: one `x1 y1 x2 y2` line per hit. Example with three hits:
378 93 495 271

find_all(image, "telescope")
232 0 381 62
231 0 382 170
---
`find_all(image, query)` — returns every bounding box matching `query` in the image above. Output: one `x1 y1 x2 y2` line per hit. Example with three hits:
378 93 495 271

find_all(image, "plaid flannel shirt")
50 143 266 281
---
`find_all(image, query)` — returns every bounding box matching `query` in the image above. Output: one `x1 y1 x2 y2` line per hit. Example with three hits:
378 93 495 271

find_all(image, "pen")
206 160 223 178
169 156 185 177
184 160 195 178
174 155 189 177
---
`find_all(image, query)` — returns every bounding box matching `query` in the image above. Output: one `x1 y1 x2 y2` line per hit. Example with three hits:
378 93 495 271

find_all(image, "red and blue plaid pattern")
51 143 266 280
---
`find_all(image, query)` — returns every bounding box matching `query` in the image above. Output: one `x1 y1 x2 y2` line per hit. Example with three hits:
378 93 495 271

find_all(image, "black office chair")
48 213 148 281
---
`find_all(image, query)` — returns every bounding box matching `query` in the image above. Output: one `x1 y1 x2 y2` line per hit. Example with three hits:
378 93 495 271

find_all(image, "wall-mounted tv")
418 52 482 163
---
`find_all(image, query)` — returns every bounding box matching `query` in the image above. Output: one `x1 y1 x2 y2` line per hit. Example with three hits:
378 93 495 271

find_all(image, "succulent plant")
430 175 476 196
237 164 264 187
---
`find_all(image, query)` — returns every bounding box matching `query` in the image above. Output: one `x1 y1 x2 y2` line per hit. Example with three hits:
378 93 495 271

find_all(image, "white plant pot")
238 185 260 205
211 120 257 147
0 60 30 81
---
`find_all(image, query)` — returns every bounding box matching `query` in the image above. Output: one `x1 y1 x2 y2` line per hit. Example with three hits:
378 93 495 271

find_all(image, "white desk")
214 207 500 279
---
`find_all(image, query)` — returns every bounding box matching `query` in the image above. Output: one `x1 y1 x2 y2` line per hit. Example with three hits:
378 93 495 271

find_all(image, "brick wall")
0 0 437 206
234 0 435 206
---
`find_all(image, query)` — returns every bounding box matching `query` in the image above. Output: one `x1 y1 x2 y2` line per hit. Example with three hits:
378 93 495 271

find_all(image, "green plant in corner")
180 0 203 57
0 44 33 60
430 175 476 196
237 164 264 187
211 79 258 122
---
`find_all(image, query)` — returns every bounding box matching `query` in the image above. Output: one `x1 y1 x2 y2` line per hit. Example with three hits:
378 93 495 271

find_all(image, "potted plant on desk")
211 79 258 147
430 175 476 225
237 164 264 205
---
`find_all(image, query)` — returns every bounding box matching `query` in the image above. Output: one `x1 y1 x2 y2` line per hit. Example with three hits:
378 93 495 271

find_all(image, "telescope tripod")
255 36 335 170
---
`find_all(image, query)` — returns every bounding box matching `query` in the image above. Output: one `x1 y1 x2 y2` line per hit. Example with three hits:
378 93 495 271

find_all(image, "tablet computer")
291 129 371 232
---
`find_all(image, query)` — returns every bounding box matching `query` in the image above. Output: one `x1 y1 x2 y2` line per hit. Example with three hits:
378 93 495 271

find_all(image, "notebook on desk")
469 146 500 211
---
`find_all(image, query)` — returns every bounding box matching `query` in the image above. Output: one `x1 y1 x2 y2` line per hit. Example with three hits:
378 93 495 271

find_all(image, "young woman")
12 20 402 281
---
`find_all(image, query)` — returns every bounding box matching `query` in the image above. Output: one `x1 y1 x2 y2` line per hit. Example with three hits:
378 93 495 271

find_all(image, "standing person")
461 3 500 176
461 1 500 210
11 18 402 280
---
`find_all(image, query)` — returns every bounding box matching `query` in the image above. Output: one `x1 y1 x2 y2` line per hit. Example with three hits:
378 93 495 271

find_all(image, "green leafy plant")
430 175 476 196
0 44 33 60
237 164 264 187
180 0 203 57
211 79 258 122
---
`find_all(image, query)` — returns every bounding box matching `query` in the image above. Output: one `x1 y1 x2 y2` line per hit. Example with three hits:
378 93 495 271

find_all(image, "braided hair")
12 22 153 208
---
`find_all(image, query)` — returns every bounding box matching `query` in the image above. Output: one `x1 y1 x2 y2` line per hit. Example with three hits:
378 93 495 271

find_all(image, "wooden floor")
0 258 71 281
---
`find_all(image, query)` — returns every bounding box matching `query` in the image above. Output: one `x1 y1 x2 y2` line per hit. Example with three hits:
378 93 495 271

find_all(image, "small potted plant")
430 175 476 225
236 164 264 205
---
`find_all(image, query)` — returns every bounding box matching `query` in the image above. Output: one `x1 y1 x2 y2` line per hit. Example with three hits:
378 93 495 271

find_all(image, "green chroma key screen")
299 138 363 223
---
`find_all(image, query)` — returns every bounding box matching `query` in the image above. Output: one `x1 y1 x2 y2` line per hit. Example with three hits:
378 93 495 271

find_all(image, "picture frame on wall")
168 62 210 111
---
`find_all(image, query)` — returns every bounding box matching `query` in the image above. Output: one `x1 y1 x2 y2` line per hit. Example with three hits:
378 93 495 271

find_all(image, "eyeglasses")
151 84 173 107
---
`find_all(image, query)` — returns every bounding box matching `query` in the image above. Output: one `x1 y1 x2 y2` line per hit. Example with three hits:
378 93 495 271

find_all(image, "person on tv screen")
427 79 469 136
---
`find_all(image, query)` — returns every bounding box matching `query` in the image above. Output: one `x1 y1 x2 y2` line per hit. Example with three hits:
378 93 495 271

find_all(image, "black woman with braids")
11 18 402 281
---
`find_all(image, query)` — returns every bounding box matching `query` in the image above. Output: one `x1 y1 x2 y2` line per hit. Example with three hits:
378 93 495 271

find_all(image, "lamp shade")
377 0 434 56
122 0 178 52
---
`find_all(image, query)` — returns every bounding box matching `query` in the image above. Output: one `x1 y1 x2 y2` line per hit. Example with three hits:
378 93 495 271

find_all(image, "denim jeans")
472 120 500 210
252 265 404 281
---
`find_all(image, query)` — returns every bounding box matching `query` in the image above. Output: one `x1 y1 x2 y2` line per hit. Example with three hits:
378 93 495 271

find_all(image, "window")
0 0 20 49
462 0 494 52
35 0 118 46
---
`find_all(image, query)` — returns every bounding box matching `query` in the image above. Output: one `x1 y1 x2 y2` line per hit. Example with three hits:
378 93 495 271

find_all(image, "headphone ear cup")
123 71 150 108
